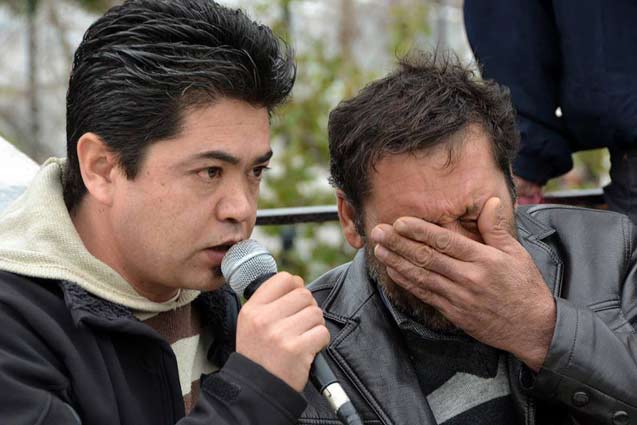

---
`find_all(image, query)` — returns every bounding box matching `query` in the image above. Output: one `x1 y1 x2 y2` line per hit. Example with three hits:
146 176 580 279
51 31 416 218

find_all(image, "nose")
215 179 255 224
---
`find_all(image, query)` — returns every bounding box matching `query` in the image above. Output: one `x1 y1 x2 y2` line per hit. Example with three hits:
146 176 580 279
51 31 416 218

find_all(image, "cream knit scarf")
0 158 199 313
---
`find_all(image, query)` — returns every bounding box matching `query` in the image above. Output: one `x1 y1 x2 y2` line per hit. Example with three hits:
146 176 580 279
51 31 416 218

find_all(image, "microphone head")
221 239 277 297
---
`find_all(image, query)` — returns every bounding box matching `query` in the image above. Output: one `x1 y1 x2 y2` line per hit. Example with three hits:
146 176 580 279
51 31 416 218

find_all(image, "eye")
459 219 478 231
197 167 222 180
251 165 270 179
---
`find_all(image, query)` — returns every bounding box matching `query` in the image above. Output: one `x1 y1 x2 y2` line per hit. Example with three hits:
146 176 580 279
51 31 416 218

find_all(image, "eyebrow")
187 149 273 166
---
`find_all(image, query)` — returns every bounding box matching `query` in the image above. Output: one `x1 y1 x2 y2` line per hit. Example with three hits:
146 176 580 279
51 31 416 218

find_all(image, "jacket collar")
320 207 564 424
322 251 438 425
516 207 563 297
59 280 239 366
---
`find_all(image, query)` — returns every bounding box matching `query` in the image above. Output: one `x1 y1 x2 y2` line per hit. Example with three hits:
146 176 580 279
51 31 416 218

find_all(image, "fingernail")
394 219 407 232
494 197 505 218
374 244 388 258
371 227 385 242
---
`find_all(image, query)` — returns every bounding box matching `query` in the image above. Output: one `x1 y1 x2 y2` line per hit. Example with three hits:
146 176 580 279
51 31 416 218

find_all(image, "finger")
279 305 325 336
389 217 484 261
374 244 457 300
297 324 331 355
384 265 452 313
477 197 518 253
266 287 318 320
248 272 305 304
371 225 466 281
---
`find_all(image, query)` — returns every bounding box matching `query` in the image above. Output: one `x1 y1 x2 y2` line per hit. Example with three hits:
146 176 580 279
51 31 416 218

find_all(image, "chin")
364 244 456 332
382 282 456 332
203 267 226 292
177 267 226 292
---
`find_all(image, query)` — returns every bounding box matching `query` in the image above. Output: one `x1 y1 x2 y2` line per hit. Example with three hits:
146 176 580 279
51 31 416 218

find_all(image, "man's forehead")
364 138 505 220
150 100 270 153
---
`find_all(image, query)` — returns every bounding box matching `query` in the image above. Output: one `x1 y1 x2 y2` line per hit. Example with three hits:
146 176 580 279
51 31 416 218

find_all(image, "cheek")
116 191 184 248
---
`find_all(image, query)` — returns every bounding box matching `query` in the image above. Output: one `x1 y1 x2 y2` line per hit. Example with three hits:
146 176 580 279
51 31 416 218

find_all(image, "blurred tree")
545 149 609 192
6 0 604 281
251 0 432 280
0 0 119 161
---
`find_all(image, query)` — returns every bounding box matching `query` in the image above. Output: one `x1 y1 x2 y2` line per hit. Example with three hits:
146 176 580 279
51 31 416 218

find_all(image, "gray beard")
364 242 456 332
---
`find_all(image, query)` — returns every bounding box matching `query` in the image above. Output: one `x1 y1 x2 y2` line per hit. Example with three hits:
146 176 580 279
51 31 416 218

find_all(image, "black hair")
64 0 295 210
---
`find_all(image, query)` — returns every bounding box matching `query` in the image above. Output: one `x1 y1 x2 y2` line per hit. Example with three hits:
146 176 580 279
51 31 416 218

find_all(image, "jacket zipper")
526 394 536 425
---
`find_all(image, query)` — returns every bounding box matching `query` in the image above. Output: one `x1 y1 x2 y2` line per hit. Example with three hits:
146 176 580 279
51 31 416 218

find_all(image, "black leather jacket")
300 205 637 425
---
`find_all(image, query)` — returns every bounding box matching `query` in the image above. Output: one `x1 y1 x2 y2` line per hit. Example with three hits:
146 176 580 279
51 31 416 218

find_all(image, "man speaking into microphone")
0 1 328 424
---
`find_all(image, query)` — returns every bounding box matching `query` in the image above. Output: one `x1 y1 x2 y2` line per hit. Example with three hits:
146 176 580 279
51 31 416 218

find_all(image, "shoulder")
519 204 634 242
307 262 352 306
518 205 636 281
0 271 71 328
0 270 65 301
521 204 632 224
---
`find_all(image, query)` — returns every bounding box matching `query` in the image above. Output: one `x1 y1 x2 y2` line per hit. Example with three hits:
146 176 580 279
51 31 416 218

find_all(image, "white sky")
0 136 39 186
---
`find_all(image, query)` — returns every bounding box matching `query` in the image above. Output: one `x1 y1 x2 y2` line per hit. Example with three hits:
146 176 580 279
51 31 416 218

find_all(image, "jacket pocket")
587 298 633 332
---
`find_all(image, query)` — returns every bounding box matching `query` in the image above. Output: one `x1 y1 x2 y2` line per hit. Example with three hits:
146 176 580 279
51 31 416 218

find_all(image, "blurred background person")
464 0 637 222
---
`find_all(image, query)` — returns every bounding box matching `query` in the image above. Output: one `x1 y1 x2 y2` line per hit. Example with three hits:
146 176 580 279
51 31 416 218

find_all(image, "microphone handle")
311 354 363 425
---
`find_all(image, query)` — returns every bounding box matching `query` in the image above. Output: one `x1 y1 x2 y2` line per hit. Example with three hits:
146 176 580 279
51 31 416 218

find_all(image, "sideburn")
363 241 456 332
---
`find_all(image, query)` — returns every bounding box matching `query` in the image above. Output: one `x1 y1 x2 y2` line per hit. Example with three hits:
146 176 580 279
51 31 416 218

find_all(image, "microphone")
221 239 363 425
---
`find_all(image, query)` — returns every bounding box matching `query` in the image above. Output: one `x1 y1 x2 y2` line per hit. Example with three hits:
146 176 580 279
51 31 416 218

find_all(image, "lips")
203 240 240 265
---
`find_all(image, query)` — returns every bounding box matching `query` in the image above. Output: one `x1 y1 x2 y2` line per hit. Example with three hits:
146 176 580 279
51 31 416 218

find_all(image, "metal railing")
256 188 606 226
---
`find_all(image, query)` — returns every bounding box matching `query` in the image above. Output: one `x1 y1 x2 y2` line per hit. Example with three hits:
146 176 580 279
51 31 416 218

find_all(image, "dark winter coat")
0 274 306 424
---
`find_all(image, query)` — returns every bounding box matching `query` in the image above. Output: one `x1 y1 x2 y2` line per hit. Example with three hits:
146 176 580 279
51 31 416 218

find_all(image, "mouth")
203 240 242 265
207 242 234 252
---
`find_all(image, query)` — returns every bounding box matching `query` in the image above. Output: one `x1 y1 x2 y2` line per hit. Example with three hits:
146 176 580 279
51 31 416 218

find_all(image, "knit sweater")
379 288 518 425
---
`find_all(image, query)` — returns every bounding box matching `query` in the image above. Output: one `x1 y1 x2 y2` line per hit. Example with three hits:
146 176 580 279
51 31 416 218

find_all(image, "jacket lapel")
507 208 565 425
323 251 438 425
516 207 564 297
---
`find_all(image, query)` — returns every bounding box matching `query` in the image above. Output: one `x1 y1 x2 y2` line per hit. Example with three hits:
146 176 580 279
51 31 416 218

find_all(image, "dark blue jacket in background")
464 0 637 184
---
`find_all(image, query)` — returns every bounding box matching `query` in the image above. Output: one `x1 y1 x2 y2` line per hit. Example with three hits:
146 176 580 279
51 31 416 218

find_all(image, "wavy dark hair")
64 0 295 211
328 52 519 233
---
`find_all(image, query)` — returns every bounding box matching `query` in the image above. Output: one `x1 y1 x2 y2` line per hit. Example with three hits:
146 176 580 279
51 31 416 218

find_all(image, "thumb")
478 197 516 252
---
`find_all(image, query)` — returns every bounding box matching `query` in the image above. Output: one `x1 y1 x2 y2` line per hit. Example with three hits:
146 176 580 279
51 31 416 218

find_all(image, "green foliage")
389 0 431 56
252 0 431 281
545 149 609 192
0 0 435 281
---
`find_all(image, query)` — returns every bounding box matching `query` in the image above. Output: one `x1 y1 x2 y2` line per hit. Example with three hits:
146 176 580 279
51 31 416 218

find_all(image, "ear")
76 132 120 206
336 190 364 249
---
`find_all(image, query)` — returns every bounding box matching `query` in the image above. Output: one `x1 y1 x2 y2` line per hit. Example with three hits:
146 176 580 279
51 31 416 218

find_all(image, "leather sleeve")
526 218 637 424
178 353 307 425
